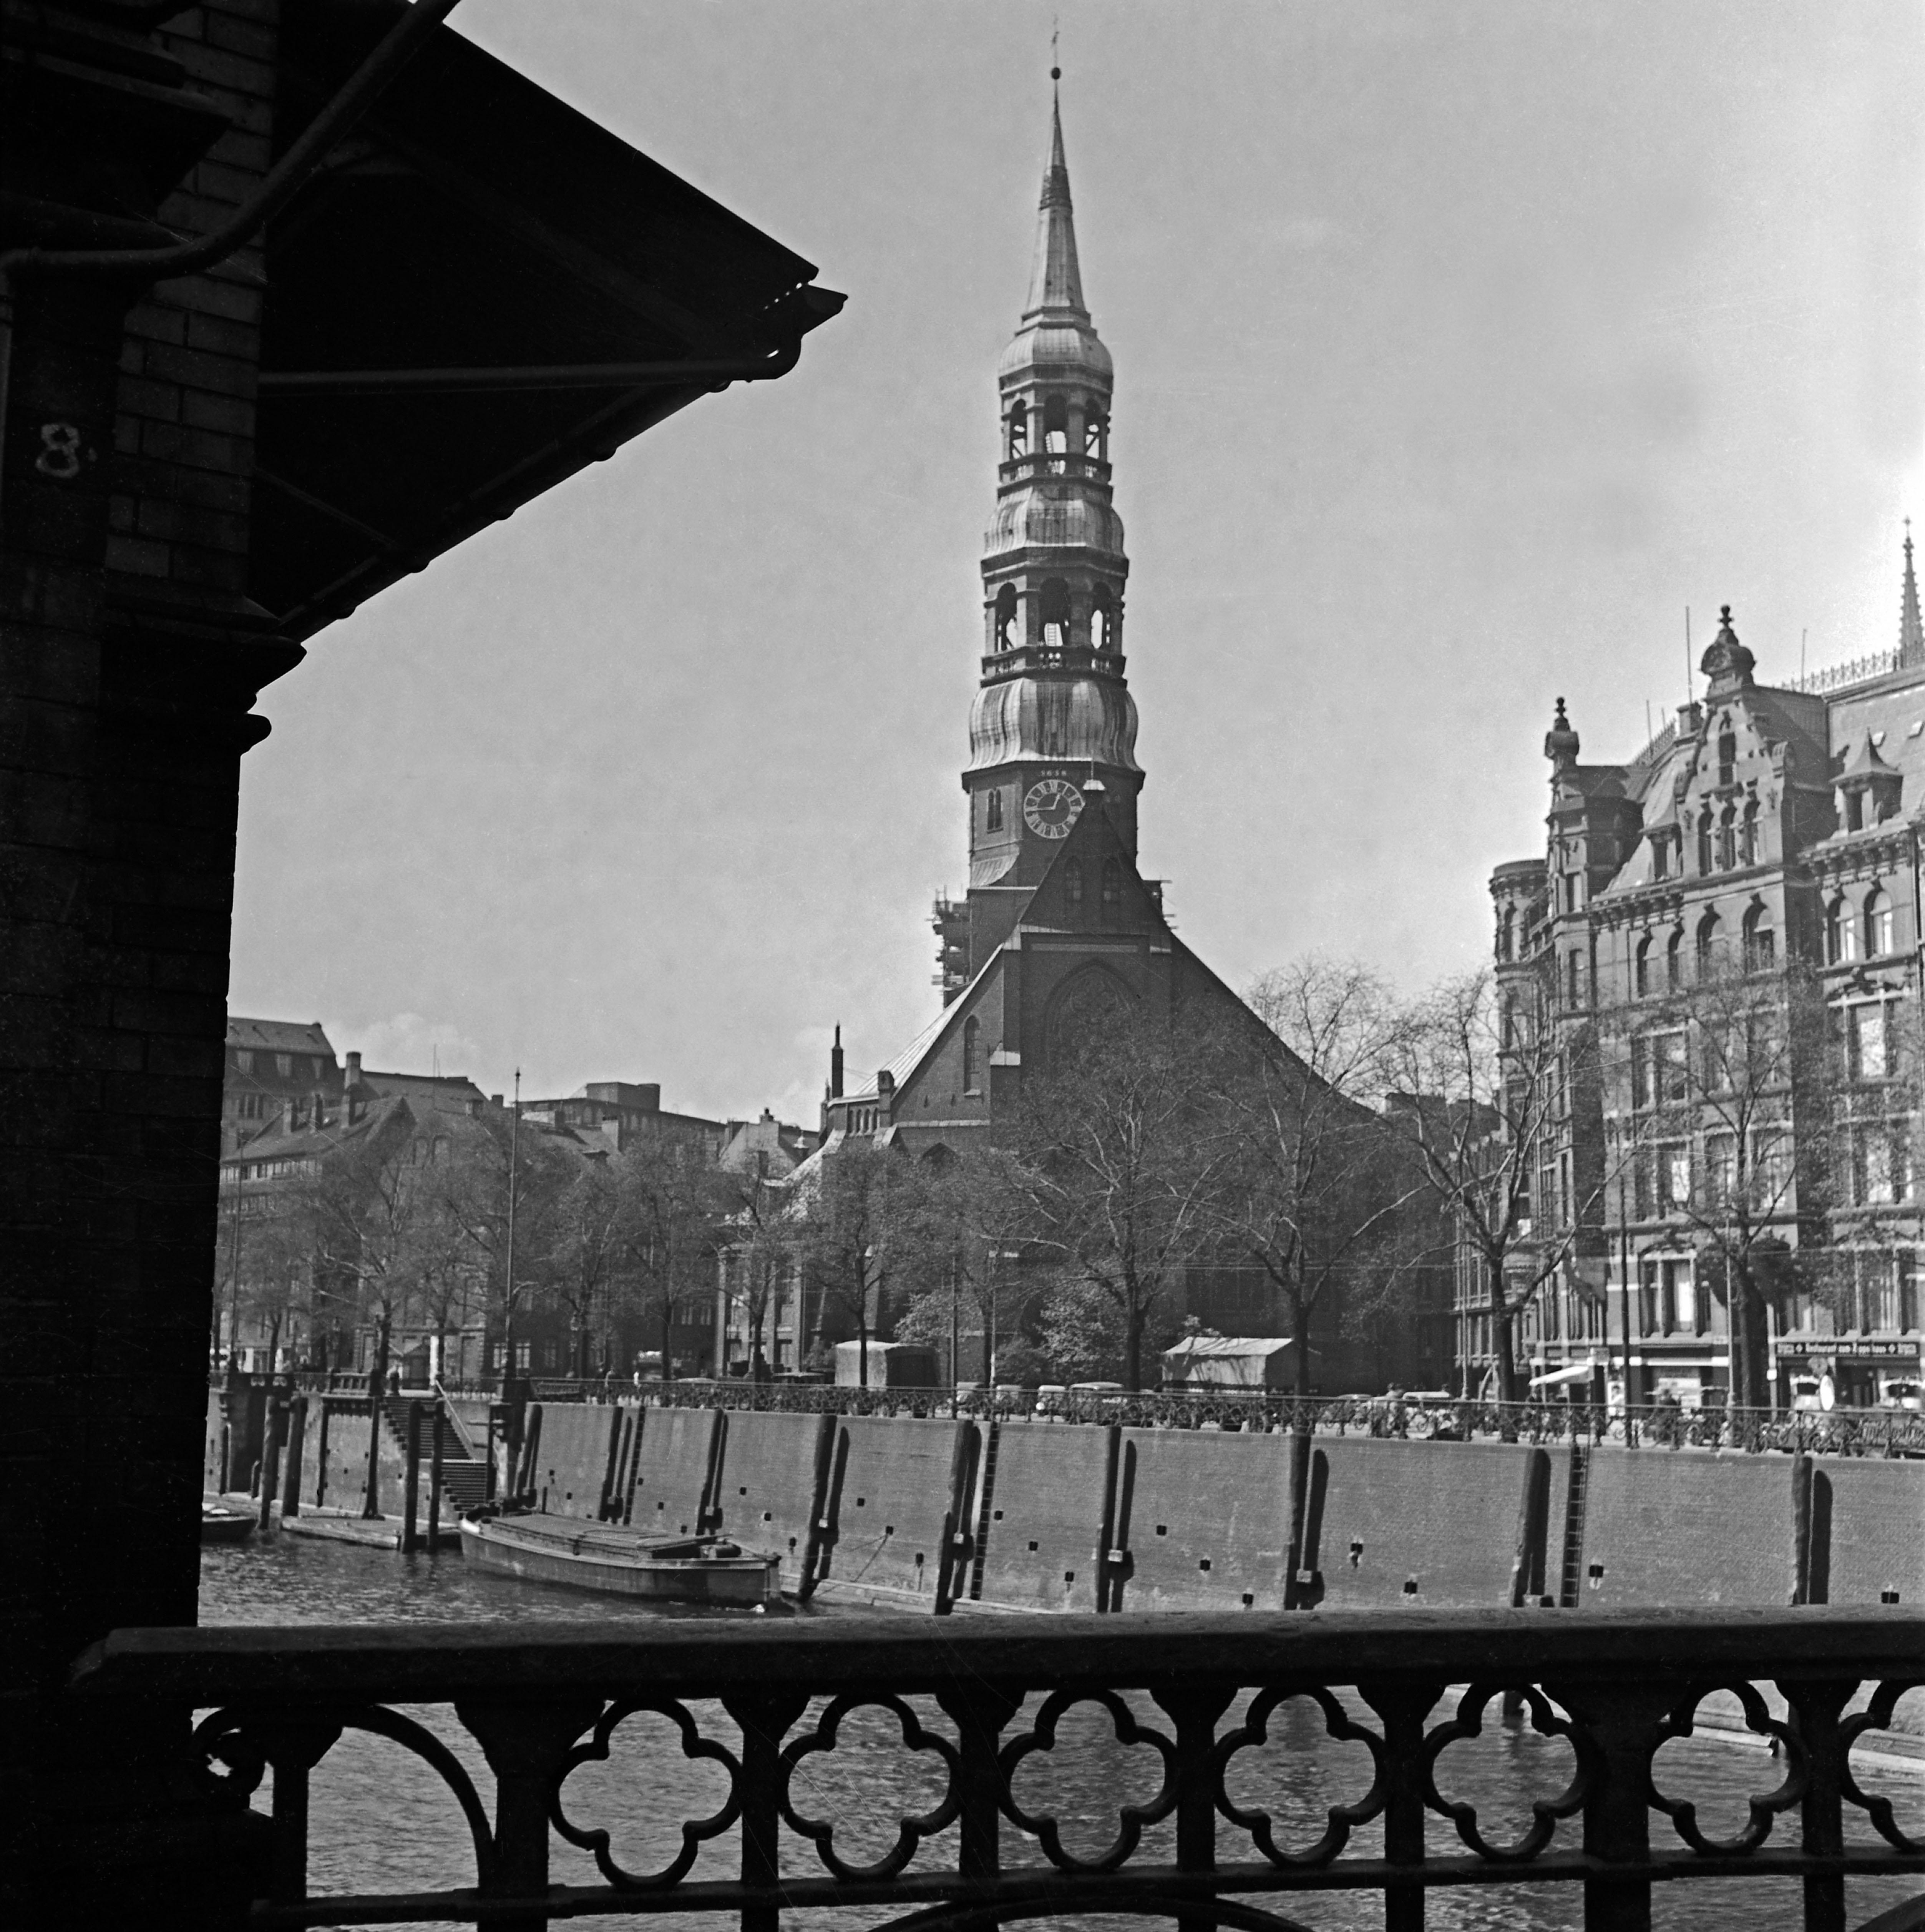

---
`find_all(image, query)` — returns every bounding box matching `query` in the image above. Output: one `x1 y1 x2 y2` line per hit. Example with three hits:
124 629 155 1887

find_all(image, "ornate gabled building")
1481 552 1925 1411
826 88 1251 1166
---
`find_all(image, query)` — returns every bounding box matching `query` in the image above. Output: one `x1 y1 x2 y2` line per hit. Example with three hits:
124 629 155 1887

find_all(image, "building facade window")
1866 887 1895 958
1742 902 1774 972
1065 857 1084 908
1666 928 1684 988
1101 858 1122 910
986 788 1004 832
1635 933 1652 997
1827 897 1858 964
962 1016 981 1094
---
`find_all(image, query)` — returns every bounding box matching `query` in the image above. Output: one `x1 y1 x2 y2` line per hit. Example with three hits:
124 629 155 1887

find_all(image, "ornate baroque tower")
936 87 1141 1000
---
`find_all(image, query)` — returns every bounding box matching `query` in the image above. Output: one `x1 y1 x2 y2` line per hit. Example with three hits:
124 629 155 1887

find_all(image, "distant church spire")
1024 83 1085 319
1901 519 1923 668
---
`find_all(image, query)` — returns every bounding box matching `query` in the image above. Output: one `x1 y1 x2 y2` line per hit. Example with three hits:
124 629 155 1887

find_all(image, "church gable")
1021 800 1168 938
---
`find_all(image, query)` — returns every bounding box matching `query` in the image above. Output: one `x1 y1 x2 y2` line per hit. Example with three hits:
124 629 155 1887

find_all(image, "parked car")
1876 1378 1923 1412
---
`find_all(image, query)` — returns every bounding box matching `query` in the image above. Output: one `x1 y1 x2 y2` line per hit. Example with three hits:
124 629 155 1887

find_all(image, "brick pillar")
0 5 290 1916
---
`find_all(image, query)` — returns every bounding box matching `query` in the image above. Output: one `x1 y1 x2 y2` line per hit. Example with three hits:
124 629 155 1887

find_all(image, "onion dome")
985 490 1126 558
1699 605 1755 696
966 675 1141 774
1543 696 1580 772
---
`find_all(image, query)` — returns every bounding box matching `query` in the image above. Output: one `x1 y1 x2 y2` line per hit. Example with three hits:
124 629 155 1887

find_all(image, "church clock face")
1024 777 1084 839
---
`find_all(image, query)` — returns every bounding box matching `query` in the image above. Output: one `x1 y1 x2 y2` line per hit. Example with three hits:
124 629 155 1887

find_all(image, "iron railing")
518 1379 1925 1457
75 1607 1924 1930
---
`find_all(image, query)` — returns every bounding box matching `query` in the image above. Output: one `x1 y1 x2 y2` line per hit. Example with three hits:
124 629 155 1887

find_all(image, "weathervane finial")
1051 17 1060 82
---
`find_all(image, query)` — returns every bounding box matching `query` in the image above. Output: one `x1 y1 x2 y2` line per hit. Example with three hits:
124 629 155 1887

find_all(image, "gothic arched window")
1716 805 1736 872
962 1017 981 1094
1828 897 1857 965
1866 887 1895 958
1101 858 1123 913
993 583 1017 653
1065 857 1084 909
985 788 1004 833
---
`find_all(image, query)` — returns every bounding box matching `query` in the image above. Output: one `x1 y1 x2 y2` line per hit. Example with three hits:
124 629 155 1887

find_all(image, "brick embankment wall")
1578 1448 1800 1610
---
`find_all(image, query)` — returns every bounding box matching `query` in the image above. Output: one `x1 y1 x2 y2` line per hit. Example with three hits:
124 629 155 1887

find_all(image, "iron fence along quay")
400 1376 1925 1459
79 1608 1924 1930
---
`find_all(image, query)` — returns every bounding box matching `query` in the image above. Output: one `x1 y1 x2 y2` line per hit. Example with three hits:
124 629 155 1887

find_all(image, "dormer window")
1065 857 1084 909
1717 725 1736 785
1101 858 1122 912
1652 834 1670 882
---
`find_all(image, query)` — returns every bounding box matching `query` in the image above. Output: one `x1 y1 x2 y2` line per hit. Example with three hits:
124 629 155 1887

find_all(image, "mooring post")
401 1400 423 1555
281 1395 307 1519
256 1394 284 1532
426 1398 445 1554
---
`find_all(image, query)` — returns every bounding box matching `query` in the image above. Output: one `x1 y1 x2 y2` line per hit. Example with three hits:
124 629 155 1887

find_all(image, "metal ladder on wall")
967 1422 1001 1602
1557 1445 1590 1608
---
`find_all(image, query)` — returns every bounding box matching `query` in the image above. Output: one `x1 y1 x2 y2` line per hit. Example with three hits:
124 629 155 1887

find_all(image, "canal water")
200 1537 1920 1931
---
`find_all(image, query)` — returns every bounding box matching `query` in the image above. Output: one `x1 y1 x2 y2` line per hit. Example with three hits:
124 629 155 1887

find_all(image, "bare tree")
717 1150 798 1381
1381 970 1615 1404
617 1130 725 1379
891 1144 1041 1384
799 1137 915 1385
1608 954 1864 1407
1016 1007 1232 1391
547 1153 633 1375
1209 958 1420 1401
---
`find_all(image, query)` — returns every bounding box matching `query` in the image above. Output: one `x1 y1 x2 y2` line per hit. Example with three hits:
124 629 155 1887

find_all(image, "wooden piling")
402 1400 423 1555
281 1396 307 1518
426 1399 445 1554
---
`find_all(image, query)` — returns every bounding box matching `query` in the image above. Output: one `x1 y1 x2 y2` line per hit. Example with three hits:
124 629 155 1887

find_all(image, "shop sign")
1774 1338 1920 1361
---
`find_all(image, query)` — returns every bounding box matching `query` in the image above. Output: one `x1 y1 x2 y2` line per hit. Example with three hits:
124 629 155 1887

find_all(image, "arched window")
1042 393 1069 455
1064 856 1084 909
1101 858 1123 912
985 788 1004 833
1717 724 1737 784
1866 887 1895 958
1739 799 1758 867
962 1017 981 1094
1635 933 1653 997
1007 402 1027 459
1039 578 1071 650
1567 950 1586 1005
1499 907 1516 963
1828 897 1857 964
1090 589 1114 654
993 583 1017 653
1696 809 1714 875
1084 404 1108 460
1696 909 1720 975
1666 927 1684 989
1716 805 1736 872
1742 902 1775 972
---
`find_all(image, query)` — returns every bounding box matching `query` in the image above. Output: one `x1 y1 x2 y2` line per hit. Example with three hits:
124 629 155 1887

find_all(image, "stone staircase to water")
378 1397 491 1514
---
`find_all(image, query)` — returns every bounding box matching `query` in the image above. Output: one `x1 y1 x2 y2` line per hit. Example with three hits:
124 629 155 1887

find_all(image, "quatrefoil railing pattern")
780 1693 961 1879
552 1697 742 1889
105 1608 1922 1930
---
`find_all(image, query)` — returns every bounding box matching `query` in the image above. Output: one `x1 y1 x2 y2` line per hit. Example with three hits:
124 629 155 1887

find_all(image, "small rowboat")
200 1508 256 1547
460 1513 780 1606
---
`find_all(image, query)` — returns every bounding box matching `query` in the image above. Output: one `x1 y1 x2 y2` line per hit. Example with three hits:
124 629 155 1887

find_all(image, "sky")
227 0 1925 1125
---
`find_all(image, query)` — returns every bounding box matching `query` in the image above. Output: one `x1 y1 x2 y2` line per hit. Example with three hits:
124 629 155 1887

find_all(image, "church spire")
1024 82 1086 320
1900 519 1923 668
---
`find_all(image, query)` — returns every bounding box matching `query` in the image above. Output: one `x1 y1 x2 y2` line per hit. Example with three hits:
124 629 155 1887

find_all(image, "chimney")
830 1024 844 1100
876 1068 894 1101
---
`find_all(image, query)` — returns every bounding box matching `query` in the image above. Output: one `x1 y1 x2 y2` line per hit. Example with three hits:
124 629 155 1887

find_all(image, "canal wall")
228 1385 1921 1614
